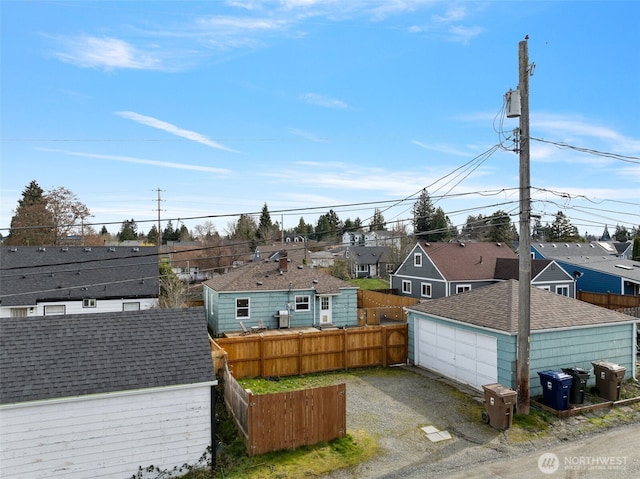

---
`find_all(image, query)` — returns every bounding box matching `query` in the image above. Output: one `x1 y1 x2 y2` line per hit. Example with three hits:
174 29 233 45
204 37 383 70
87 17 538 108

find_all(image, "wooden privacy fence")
215 324 408 379
223 362 346 456
577 291 640 311
357 289 419 325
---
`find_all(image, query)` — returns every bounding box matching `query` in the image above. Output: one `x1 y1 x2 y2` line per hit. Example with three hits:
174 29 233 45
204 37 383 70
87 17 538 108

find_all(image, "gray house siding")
391 246 444 299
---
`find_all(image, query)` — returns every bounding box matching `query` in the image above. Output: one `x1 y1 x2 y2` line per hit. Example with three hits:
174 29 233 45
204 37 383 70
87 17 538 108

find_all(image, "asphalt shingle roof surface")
0 308 213 405
203 259 356 295
0 246 159 307
419 242 517 281
407 279 636 333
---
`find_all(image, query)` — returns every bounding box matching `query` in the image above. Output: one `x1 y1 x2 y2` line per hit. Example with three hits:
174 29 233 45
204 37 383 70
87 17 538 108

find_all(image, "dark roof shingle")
0 308 213 404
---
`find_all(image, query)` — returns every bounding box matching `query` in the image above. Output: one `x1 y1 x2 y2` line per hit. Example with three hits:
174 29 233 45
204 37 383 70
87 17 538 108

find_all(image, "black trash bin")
562 367 590 405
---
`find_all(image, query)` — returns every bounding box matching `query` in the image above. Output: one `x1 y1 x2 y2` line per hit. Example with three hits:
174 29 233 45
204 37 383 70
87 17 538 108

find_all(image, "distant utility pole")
154 188 165 256
517 37 532 415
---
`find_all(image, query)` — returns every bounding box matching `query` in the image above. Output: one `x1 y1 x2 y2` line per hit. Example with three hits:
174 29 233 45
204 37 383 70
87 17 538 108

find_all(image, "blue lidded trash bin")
538 370 573 411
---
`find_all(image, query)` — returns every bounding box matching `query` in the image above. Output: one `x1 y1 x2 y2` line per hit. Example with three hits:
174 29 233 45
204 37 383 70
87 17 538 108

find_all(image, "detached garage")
407 279 637 395
0 308 217 479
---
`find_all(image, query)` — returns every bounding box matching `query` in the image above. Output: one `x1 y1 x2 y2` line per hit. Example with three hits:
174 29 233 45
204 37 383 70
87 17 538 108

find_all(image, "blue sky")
1 1 639 239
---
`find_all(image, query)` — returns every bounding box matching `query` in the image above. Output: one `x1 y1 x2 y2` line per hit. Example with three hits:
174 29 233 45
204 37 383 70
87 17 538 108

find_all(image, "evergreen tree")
146 224 159 245
613 224 629 242
412 189 435 236
295 217 308 236
6 180 55 245
549 211 580 242
315 214 331 241
256 203 274 244
485 210 516 244
100 225 109 236
632 237 640 261
118 219 138 241
369 208 386 231
178 224 190 242
600 225 611 241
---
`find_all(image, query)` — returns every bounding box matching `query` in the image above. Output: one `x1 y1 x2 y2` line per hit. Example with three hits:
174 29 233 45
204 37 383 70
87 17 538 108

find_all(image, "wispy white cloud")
412 140 473 157
290 128 329 142
300 93 347 109
37 148 232 174
115 111 238 152
51 35 165 71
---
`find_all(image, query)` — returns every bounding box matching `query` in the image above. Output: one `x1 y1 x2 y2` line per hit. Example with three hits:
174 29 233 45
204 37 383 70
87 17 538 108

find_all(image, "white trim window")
44 305 65 316
402 280 412 294
123 302 140 311
414 253 422 267
386 263 395 273
83 298 97 308
356 264 369 274
235 298 250 318
295 295 311 311
456 284 471 294
421 282 432 298
556 285 570 296
537 285 551 291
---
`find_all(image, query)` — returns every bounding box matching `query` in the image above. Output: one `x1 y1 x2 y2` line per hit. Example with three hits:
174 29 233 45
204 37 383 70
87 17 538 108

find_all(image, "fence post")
259 335 265 378
298 331 303 375
344 328 348 370
382 327 388 367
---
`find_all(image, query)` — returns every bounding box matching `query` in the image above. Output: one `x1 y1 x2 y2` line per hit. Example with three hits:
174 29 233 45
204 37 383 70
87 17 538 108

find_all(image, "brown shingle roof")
203 259 355 295
421 242 517 281
494 258 553 280
407 279 635 333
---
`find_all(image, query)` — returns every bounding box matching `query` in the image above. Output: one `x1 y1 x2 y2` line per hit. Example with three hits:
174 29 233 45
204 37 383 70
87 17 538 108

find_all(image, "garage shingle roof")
407 279 636 333
0 308 214 405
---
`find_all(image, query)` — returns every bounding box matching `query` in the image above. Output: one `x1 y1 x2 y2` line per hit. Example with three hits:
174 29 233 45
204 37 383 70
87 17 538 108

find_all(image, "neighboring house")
203 255 358 335
0 308 216 479
532 242 640 295
494 258 576 298
364 230 401 249
310 250 335 268
406 280 637 395
0 246 159 318
391 241 519 300
346 246 393 279
342 231 365 246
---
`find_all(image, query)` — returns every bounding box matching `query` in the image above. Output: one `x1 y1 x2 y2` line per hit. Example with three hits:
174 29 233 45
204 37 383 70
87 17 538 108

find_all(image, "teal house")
203 256 358 336
406 279 637 396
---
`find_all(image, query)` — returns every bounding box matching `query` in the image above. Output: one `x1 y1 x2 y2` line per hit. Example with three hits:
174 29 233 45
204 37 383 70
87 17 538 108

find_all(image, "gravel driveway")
322 365 640 479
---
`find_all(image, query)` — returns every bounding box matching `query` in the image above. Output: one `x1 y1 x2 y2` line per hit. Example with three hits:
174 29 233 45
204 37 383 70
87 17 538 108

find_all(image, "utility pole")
517 37 532 415
154 188 165 256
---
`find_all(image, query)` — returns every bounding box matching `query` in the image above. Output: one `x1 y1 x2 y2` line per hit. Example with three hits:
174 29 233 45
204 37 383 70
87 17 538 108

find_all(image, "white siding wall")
0 383 214 479
0 298 159 318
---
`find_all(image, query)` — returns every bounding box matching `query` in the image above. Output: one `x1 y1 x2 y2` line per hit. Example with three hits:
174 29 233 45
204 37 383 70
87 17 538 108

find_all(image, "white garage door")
415 319 497 389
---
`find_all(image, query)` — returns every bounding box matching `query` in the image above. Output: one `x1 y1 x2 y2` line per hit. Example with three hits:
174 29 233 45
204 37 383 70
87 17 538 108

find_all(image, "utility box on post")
505 89 521 118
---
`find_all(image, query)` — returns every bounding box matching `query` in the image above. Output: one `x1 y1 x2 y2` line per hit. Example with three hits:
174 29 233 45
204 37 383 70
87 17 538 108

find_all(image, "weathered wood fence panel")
578 291 640 310
223 363 346 456
357 290 419 325
216 324 408 379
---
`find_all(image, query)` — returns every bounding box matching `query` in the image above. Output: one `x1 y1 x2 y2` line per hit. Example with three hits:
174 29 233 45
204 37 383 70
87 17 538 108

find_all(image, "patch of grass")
513 407 553 432
349 278 389 290
214 431 376 479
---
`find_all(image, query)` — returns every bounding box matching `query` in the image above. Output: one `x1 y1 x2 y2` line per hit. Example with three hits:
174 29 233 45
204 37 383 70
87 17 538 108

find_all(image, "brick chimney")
278 250 288 272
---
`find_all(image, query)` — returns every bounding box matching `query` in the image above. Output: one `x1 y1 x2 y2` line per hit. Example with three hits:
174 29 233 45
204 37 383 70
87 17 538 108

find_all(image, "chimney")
279 250 288 272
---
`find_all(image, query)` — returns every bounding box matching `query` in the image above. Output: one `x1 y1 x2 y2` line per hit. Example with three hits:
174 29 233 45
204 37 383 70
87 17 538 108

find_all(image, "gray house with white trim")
406 280 636 395
0 308 216 479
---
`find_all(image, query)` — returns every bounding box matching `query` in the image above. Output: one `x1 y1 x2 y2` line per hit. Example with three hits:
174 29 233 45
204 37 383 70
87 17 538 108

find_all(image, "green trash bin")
592 361 626 401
